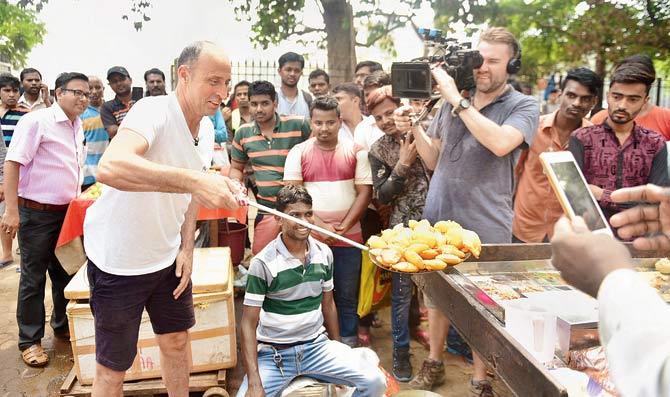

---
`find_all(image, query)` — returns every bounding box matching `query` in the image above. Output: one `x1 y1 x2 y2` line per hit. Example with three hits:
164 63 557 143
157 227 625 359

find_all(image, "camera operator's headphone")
507 39 522 75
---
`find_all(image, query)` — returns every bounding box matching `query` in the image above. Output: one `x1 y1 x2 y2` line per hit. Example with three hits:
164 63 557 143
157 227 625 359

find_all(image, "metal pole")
245 201 369 251
657 78 662 107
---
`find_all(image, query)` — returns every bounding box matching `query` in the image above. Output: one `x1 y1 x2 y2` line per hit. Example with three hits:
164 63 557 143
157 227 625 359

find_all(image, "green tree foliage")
0 0 46 69
117 0 429 82
229 0 426 82
433 0 670 82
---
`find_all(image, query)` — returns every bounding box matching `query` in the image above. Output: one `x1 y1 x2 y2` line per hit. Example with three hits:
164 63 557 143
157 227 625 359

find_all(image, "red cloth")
56 197 247 248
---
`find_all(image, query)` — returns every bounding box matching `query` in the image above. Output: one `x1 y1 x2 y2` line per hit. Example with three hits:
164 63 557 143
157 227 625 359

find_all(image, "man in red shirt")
283 96 372 348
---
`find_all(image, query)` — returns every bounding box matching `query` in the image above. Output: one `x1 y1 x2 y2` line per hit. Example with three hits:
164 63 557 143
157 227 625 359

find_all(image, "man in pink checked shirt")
1 72 89 368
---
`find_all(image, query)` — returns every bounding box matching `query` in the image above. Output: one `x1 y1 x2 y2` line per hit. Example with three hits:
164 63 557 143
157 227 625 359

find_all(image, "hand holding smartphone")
540 151 613 236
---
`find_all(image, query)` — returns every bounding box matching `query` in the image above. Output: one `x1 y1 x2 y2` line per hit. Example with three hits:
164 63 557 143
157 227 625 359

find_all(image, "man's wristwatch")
451 98 471 117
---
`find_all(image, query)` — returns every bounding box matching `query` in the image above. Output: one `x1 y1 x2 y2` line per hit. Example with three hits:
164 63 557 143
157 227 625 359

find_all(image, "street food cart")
413 243 667 396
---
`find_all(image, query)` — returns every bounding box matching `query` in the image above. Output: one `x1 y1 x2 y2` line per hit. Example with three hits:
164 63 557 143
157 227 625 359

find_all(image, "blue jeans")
391 273 413 349
236 334 387 397
331 246 361 341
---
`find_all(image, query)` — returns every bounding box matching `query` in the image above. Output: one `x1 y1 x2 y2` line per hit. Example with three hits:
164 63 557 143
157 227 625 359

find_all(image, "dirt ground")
0 230 512 397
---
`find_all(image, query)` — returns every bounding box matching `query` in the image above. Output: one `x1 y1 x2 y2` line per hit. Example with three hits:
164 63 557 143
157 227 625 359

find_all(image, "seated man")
238 185 386 397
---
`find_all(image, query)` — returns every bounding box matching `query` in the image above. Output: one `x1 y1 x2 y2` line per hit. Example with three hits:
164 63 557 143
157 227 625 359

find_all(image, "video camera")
391 28 483 99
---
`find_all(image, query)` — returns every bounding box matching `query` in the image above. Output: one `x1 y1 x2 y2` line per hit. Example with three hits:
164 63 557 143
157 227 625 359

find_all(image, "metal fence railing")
173 58 670 107
230 60 349 92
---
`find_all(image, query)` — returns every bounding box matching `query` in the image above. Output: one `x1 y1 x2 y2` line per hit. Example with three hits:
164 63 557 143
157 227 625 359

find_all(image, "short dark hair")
561 67 602 97
308 69 330 84
55 72 89 90
144 68 165 82
309 95 340 118
54 72 89 100
20 68 42 81
355 61 383 74
0 73 20 90
615 54 655 79
249 80 277 102
332 82 363 103
234 80 250 92
363 71 391 90
276 185 312 212
278 52 305 69
177 41 214 67
610 62 656 94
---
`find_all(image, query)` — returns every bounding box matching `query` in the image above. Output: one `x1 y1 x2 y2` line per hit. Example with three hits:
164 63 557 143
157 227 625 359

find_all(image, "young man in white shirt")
276 52 312 118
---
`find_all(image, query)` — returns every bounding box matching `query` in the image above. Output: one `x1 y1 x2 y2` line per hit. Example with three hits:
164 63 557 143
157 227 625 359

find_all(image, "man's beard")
477 78 506 94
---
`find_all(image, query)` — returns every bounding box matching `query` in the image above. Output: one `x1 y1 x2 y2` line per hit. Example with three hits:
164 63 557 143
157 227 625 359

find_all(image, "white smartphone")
539 151 613 236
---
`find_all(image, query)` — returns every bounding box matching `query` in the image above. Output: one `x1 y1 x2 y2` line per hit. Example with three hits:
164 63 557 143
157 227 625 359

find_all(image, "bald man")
83 41 242 396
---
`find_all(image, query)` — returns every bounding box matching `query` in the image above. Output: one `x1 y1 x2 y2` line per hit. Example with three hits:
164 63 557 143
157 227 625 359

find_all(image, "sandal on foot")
22 344 49 367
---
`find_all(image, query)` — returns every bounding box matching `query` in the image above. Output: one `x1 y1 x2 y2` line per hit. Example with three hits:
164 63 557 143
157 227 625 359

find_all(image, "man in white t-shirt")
276 52 313 118
82 41 241 397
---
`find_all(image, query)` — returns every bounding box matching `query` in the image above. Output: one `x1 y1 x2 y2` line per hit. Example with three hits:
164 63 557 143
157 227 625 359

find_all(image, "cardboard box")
65 248 237 385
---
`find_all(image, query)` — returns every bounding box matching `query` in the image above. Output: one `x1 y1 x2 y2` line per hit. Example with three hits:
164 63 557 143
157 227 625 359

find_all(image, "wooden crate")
65 248 237 385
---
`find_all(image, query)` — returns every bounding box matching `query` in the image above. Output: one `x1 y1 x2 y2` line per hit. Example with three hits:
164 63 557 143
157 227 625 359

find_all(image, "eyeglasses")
61 88 91 99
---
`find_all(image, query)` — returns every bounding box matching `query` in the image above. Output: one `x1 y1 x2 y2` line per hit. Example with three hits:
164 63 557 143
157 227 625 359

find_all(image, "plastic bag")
357 253 392 317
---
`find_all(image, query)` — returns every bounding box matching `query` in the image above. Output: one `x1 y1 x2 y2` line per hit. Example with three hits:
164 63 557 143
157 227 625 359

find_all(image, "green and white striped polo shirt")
244 234 334 344
231 113 311 208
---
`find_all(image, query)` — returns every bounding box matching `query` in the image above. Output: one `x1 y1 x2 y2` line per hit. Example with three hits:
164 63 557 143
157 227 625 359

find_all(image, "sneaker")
408 359 445 390
392 346 412 382
470 379 495 397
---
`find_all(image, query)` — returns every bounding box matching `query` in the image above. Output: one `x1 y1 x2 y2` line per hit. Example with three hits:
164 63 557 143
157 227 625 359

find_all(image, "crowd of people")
0 25 670 397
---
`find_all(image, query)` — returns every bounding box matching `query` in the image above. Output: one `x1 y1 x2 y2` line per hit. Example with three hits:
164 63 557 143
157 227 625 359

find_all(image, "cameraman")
394 27 539 395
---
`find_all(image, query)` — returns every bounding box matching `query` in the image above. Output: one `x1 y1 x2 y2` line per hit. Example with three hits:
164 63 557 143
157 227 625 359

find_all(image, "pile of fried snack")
367 220 481 273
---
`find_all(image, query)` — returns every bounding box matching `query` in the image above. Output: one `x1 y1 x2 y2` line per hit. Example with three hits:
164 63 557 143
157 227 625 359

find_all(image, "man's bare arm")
96 129 240 209
457 108 524 157
321 290 340 341
1 161 21 238
180 200 199 252
228 159 246 182
240 305 265 394
106 124 119 139
337 184 371 233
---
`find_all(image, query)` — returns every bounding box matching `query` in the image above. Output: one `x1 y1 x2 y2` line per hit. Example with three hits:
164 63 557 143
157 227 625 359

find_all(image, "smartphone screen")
549 160 608 231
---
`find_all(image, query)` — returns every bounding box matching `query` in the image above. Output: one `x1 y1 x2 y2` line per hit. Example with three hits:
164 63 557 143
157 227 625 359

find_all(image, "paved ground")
0 231 512 396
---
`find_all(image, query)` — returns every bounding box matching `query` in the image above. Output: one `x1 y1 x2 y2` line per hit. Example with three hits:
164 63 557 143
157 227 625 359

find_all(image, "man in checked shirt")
569 61 670 236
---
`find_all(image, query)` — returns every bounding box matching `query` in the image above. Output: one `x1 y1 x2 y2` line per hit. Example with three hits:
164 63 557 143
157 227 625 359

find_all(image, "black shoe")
393 346 412 382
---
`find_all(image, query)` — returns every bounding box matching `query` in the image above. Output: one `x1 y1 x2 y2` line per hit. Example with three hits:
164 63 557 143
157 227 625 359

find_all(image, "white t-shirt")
353 115 384 151
83 93 214 276
338 122 354 144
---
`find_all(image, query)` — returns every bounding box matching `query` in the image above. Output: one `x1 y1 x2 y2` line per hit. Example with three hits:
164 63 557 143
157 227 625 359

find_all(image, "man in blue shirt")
81 76 109 190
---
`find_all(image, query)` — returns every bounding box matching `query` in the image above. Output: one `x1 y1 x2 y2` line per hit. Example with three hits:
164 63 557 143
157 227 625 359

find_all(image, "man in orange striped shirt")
230 80 312 253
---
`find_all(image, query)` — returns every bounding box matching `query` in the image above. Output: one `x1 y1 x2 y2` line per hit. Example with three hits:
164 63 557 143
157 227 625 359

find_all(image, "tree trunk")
593 50 607 114
322 0 356 84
